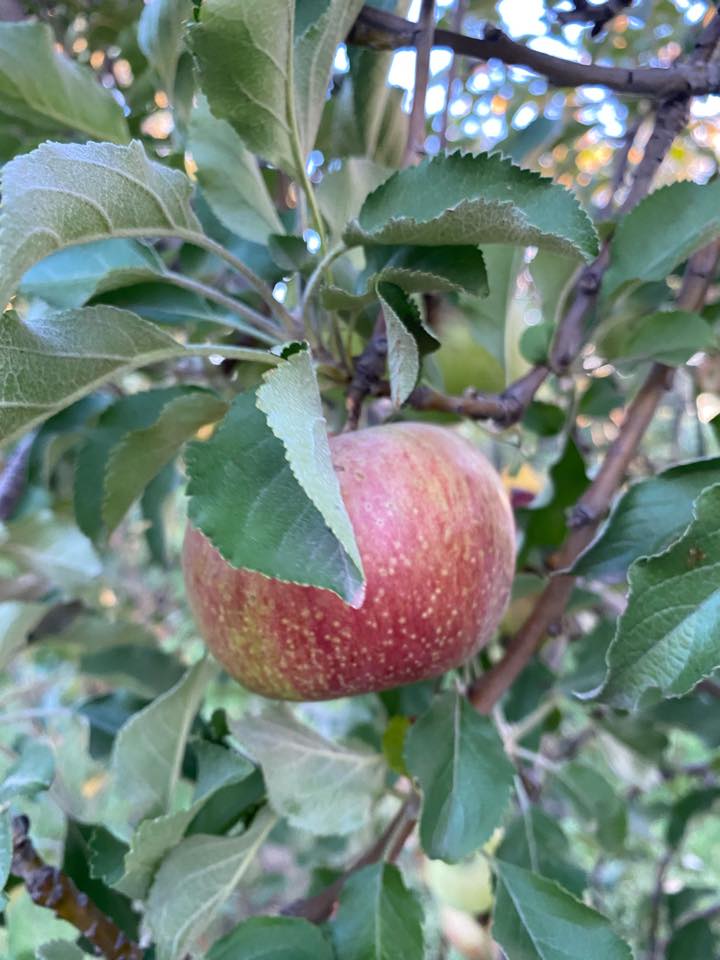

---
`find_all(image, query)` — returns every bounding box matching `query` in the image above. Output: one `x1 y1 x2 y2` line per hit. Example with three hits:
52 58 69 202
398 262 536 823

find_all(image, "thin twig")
349 5 720 98
164 271 283 342
647 850 673 960
11 815 143 960
403 0 436 165
468 241 720 714
619 96 690 212
180 231 296 332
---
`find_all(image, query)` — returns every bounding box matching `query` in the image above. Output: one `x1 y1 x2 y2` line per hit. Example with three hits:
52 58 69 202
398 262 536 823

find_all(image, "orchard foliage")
2 1 720 959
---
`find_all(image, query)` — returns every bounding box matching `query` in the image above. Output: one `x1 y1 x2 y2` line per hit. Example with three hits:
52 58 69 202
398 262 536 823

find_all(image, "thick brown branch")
403 0 436 165
349 6 720 98
283 797 418 923
619 95 690 212
407 365 549 426
551 34 709 371
468 241 720 714
11 815 143 960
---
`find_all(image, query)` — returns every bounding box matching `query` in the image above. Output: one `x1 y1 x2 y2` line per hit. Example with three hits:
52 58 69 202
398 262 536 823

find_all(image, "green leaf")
604 180 720 298
602 484 720 708
95 281 250 331
207 916 334 960
103 390 228 535
330 863 425 960
668 919 718 960
111 743 254 899
2 510 101 591
141 461 177 565
79 645 185 699
404 692 514 862
267 235 317 273
74 386 192 541
521 440 589 558
36 943 88 960
382 716 411 776
0 736 54 803
293 0 367 166
529 248 578 327
107 657 217 831
189 0 364 180
551 762 627 851
561 620 615 696
232 704 385 836
317 159 392 241
188 96 283 244
493 861 632 960
600 309 714 367
497 810 586 898
459 245 523 383
316 40 406 167
0 306 184 446
138 0 192 94
145 809 277 960
0 21 128 143
186 375 365 603
20 239 166 309
7 891 77 959
378 282 440 407
666 787 720 848
520 321 554 365
0 139 201 309
323 245 488 312
345 153 598 261
573 457 720 581
0 601 47 670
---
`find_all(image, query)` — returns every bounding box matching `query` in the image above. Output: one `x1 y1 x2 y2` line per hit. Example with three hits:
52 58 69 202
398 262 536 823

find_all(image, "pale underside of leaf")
106 657 217 834
0 139 201 309
256 346 364 599
0 306 183 446
232 705 385 836
145 809 277 960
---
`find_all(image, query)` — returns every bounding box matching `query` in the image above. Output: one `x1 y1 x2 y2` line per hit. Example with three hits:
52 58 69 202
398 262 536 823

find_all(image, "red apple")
183 422 515 700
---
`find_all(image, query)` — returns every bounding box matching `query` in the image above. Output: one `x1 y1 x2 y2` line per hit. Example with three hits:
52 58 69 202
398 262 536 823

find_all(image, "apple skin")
183 422 515 701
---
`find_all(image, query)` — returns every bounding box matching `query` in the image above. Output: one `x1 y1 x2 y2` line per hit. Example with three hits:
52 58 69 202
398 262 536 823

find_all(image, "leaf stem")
164 271 281 343
179 231 296 332
187 343 282 365
301 242 348 321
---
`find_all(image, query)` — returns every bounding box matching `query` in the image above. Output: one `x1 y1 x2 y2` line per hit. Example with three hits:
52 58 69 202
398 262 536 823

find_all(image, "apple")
183 422 515 701
425 828 504 915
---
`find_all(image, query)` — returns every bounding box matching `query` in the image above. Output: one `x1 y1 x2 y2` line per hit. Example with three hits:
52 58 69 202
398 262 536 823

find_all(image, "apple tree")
2 1 720 958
